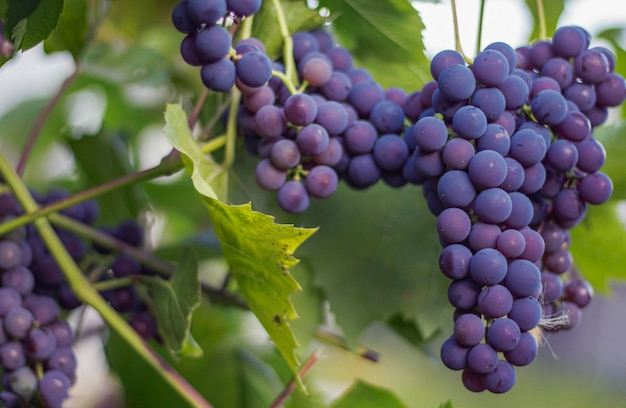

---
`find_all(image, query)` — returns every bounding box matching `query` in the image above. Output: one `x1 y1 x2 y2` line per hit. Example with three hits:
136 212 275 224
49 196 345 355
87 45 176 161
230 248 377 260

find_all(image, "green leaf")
385 313 440 351
6 0 64 51
251 0 325 60
597 123 626 200
137 249 202 356
524 0 565 41
569 201 626 293
331 380 408 408
439 400 454 408
66 132 146 224
317 0 430 87
164 103 316 380
43 0 89 59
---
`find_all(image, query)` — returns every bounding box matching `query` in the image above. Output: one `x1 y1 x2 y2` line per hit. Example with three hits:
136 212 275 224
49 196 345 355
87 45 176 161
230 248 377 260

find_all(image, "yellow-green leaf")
164 103 316 380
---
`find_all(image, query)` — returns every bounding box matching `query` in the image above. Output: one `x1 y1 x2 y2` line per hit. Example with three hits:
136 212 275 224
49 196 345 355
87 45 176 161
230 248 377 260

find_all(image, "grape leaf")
386 312 440 352
164 103 316 381
6 0 64 51
66 132 146 225
524 0 565 41
569 201 626 293
139 249 202 357
317 0 430 87
331 379 407 408
597 123 626 200
251 0 325 60
43 0 89 59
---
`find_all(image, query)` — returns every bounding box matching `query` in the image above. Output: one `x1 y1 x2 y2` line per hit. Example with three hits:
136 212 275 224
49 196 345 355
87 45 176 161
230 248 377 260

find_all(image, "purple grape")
346 154 381 189
0 287 22 316
504 331 537 366
296 124 329 156
468 150 508 190
320 72 352 101
552 25 589 58
528 40 555 70
315 101 349 135
574 49 610 84
226 0 261 16
470 248 508 286
24 294 60 326
471 87 505 121
509 128 547 167
447 278 482 310
254 105 287 139
496 74 529 110
467 343 499 374
454 313 485 346
373 134 409 171
269 139 300 170
411 116 448 153
243 85 275 112
579 172 612 205
438 64 476 101
8 366 37 399
39 369 71 408
291 31 319 62
496 229 526 258
172 1 196 34
508 296 542 331
305 165 338 199
564 279 593 308
474 188 512 225
440 336 469 370
0 341 26 370
564 82 596 111
326 46 353 72
0 241 23 270
541 57 574 89
284 93 318 126
485 42 517 73
237 51 272 87
546 139 578 172
313 137 343 167
553 188 586 223
483 360 516 393
477 284 513 318
276 181 310 213
369 101 404 133
437 208 472 244
46 346 77 381
24 327 57 360
472 49 509 87
503 259 541 298
442 138 475 170
255 158 286 191
348 82 384 117
201 58 236 92
518 229 545 263
486 318 521 352
596 72 626 107
462 368 486 392
129 311 158 339
436 170 476 209
195 25 231 63
576 138 606 173
343 120 377 155
531 89 567 125
439 244 472 280
452 106 487 140
468 222 501 251
46 320 74 347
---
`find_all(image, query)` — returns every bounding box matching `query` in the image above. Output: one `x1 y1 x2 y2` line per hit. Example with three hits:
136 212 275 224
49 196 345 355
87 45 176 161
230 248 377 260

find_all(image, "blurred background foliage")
1 0 626 407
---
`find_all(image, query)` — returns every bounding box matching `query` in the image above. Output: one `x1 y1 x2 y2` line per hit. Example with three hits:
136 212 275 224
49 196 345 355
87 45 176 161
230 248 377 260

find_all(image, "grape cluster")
238 29 424 213
0 195 77 407
417 25 624 393
0 185 161 406
172 0 272 92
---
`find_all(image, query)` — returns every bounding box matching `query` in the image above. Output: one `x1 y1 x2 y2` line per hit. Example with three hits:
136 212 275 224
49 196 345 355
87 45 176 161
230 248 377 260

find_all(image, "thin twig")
269 350 320 408
16 64 81 175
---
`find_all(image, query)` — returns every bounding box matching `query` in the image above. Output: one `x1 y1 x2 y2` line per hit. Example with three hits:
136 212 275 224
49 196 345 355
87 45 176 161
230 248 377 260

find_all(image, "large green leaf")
317 0 430 87
524 0 565 41
569 201 626 293
44 0 89 59
331 380 408 408
164 103 316 380
5 0 64 51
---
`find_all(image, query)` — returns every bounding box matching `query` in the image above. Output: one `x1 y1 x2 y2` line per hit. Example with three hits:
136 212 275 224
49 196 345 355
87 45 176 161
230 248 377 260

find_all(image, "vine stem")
450 0 473 64
270 0 296 85
536 0 547 40
475 0 486 56
0 135 226 236
0 151 213 408
16 63 81 176
269 350 320 408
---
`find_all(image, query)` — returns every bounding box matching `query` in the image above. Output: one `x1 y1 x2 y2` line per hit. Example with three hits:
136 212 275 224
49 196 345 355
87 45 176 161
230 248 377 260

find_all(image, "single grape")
24 327 57 360
437 208 472 244
305 165 338 199
296 124 330 156
454 313 485 346
438 64 476 101
373 134 409 171
300 54 333 87
437 170 476 208
237 51 272 87
439 244 473 280
255 158 287 191
467 343 499 374
195 25 231 63
531 89 567 126
284 93 318 126
201 58 236 92
346 154 381 189
447 278 482 310
477 284 513 318
508 296 542 331
171 1 196 34
440 336 469 370
276 181 310 213
472 49 509 87
483 360 516 393
468 222 501 251
226 0 261 16
39 369 71 408
452 106 488 140
504 331 538 366
469 248 508 286
0 241 23 270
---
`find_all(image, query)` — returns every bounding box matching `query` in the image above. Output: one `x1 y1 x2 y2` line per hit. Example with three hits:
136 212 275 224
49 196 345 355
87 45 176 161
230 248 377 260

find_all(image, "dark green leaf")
6 0 64 51
386 312 440 351
569 201 626 293
317 0 430 87
66 132 146 224
331 380 407 408
44 0 89 59
251 0 325 60
524 0 565 41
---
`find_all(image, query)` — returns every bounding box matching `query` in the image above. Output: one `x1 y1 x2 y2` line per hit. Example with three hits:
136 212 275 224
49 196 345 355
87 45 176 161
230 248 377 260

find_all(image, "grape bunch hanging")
171 0 625 394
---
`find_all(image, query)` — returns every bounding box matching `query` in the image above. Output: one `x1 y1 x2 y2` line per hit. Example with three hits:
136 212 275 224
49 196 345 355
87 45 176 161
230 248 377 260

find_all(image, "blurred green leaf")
596 123 626 200
44 0 89 59
570 201 626 293
317 0 430 87
386 312 440 351
524 0 564 41
67 132 146 224
331 379 408 408
6 0 63 51
165 103 316 381
439 400 454 408
251 0 325 60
